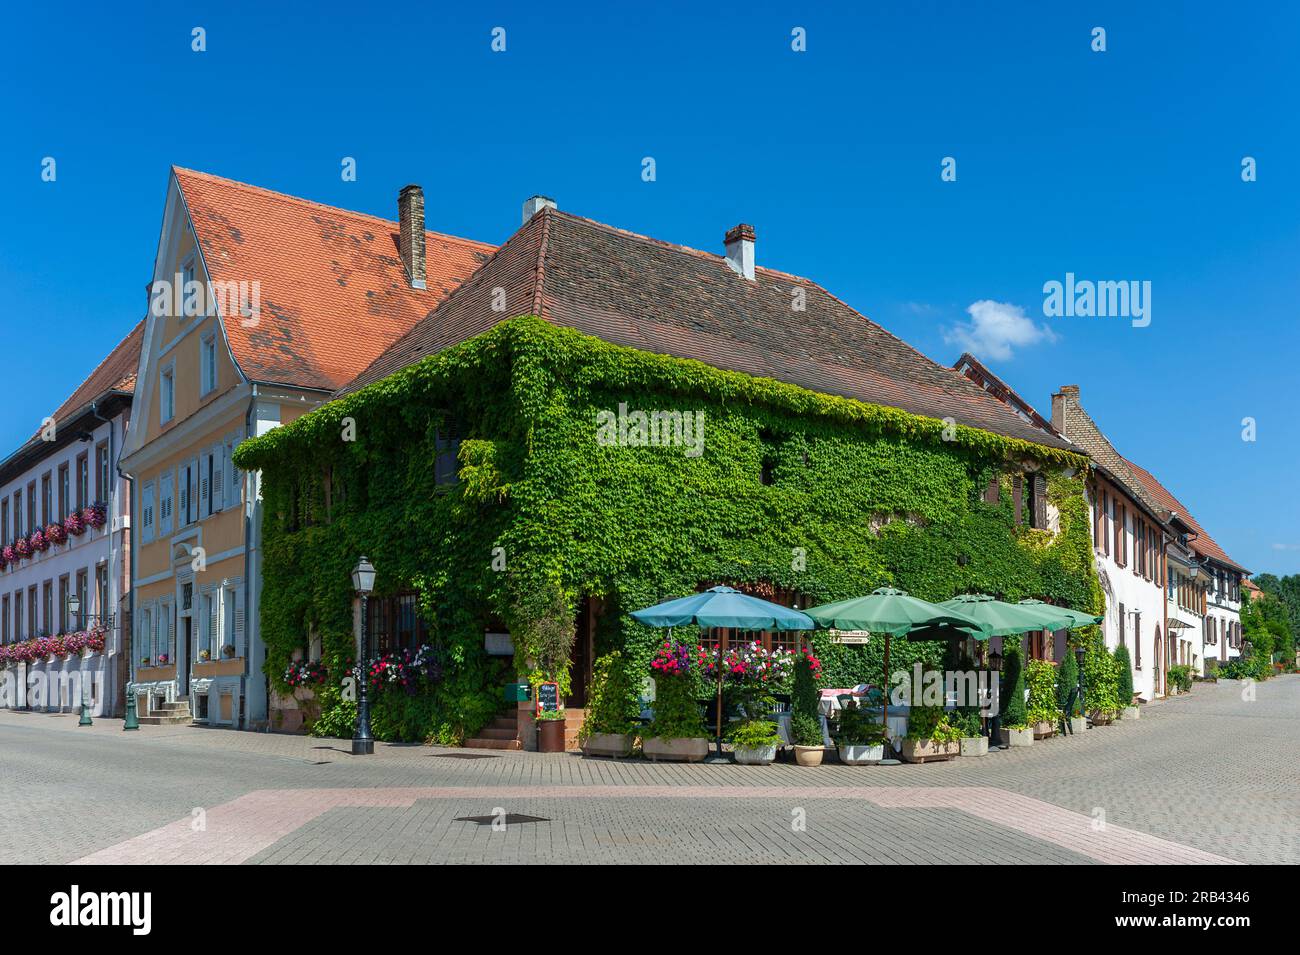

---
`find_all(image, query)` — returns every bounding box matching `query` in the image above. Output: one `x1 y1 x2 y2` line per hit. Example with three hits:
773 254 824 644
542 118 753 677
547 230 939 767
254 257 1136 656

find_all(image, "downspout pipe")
92 400 124 713
243 384 258 730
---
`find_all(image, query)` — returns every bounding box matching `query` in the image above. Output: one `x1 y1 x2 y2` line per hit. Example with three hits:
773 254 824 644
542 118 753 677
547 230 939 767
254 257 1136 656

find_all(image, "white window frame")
200 332 217 397
160 362 176 424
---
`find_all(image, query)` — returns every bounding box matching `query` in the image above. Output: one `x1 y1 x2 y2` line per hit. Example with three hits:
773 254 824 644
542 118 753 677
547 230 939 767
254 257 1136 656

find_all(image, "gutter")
242 383 261 730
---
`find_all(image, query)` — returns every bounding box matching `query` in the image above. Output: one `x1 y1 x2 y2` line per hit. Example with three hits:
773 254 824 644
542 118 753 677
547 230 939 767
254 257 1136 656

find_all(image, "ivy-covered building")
234 197 1100 745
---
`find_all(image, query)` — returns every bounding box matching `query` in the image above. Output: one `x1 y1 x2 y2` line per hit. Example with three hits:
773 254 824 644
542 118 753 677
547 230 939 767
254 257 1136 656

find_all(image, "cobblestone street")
3 675 1296 865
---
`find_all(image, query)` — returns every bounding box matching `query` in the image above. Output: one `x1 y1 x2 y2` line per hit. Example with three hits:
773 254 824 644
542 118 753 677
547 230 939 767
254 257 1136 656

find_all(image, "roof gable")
344 209 1073 450
172 168 494 391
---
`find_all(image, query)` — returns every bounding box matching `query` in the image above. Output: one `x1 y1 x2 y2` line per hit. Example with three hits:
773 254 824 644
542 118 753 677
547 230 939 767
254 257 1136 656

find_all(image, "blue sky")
2 1 1297 574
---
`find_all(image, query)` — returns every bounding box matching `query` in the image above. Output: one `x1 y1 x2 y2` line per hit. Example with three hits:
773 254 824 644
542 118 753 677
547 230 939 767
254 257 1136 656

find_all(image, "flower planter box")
1122 706 1140 720
959 736 988 758
1032 720 1055 740
1000 727 1033 747
136 665 176 682
1069 717 1088 735
837 743 885 765
643 736 709 763
733 744 778 765
1089 710 1115 726
793 744 825 767
900 739 959 763
194 659 244 678
582 732 633 758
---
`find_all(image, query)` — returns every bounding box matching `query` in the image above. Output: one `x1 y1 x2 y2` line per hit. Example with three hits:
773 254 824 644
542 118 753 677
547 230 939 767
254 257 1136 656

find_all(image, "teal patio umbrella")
938 593 1075 637
1017 599 1103 629
631 587 815 760
804 588 989 739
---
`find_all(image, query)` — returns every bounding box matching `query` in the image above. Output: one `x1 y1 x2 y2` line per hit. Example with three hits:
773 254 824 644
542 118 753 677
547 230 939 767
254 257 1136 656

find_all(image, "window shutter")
225 436 241 510
208 591 219 656
142 484 155 543
233 588 245 655
1012 476 1023 525
166 602 175 659
1032 475 1047 528
1118 602 1126 646
178 468 189 524
1102 493 1110 556
199 452 211 517
212 446 224 513
984 474 999 504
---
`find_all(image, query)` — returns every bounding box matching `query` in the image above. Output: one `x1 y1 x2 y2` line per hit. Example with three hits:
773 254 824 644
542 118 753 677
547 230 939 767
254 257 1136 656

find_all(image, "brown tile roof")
1122 458 1249 574
343 208 1073 449
1 321 143 479
1050 386 1169 521
173 168 495 391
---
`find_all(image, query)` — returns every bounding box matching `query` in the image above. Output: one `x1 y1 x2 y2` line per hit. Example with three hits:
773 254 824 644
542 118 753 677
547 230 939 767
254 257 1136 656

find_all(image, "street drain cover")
455 813 550 826
432 752 499 759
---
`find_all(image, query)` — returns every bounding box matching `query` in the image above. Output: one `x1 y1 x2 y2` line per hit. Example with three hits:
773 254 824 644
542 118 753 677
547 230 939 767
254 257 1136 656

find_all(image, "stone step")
463 737 523 750
476 727 519 741
487 717 518 730
157 701 191 713
137 714 193 726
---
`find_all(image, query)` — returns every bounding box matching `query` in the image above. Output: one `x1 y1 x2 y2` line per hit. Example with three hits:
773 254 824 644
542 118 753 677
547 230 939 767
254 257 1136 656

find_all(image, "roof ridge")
530 208 552 317
171 166 495 252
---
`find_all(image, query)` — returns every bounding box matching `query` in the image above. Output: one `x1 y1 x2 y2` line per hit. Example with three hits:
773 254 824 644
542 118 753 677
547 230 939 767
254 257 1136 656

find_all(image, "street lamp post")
1075 645 1087 728
67 594 93 727
351 556 377 756
987 648 1003 750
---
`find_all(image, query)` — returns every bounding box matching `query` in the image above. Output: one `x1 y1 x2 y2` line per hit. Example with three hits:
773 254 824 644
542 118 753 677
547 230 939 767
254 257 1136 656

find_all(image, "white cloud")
943 299 1057 361
1270 543 1300 551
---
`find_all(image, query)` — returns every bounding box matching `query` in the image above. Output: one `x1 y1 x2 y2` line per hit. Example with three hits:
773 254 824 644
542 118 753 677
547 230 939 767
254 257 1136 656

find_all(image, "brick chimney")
1051 384 1080 432
724 223 756 280
398 184 426 290
522 195 557 224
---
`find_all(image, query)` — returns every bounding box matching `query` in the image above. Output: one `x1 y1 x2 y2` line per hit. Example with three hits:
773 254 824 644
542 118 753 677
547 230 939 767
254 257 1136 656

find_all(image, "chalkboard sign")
536 682 560 713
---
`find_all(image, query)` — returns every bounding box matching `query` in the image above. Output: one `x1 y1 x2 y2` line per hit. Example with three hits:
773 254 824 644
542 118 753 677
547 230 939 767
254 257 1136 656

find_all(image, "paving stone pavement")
2 674 1296 864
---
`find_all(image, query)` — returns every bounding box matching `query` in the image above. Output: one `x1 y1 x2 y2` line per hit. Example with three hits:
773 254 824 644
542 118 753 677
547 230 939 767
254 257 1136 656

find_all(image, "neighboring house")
1123 459 1248 673
0 323 142 715
235 197 1097 747
1047 386 1175 701
116 168 494 729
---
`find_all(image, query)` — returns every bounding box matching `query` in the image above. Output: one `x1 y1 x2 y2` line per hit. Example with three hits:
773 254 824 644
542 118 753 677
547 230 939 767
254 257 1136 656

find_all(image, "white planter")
1122 706 1140 720
1069 717 1088 735
1000 727 1033 747
582 732 633 758
959 736 988 757
643 736 709 763
837 743 885 765
733 744 778 765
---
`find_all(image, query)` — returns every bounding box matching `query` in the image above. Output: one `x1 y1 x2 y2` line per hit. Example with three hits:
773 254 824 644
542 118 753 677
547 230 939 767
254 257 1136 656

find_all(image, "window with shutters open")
141 483 155 544
224 433 241 510
159 471 173 535
983 473 999 505
1030 474 1047 529
178 465 189 526
1134 612 1142 668
212 444 224 513
1012 475 1023 525
199 451 211 518
1118 602 1126 646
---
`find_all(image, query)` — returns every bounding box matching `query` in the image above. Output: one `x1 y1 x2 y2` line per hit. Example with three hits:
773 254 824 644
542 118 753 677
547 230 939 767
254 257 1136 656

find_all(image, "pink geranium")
64 511 86 536
1 544 14 563
14 537 31 559
29 529 48 552
45 522 67 545
85 502 107 529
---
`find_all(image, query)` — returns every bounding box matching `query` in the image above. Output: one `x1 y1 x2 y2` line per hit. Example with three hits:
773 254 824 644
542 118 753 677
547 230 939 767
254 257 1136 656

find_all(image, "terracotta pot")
999 727 1033 747
959 736 988 757
793 745 825 767
537 719 565 753
837 743 885 765
1032 720 1055 740
900 738 959 763
642 736 709 762
582 732 633 758
733 744 778 765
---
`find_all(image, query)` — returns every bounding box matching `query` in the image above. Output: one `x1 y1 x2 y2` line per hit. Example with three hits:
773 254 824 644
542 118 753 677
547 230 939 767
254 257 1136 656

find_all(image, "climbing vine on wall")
235 316 1097 743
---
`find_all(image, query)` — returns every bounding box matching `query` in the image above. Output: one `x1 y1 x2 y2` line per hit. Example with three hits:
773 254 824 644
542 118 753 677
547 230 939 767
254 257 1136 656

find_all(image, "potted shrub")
1056 650 1086 734
951 708 987 757
998 645 1033 746
729 719 782 765
1026 659 1058 739
832 702 888 764
1113 645 1139 718
536 709 567 753
1167 664 1193 696
221 644 237 659
1084 637 1120 724
579 651 638 758
900 703 960 762
789 648 825 766
642 641 709 762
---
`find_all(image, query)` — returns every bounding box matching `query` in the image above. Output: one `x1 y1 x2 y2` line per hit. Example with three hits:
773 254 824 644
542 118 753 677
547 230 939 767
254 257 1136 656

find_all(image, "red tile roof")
173 168 495 391
343 208 1073 450
1123 457 1249 574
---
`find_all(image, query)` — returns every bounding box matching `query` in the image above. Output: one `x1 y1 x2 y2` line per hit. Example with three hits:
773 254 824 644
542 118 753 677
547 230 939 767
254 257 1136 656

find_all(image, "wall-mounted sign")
536 682 560 713
828 630 871 645
484 631 514 656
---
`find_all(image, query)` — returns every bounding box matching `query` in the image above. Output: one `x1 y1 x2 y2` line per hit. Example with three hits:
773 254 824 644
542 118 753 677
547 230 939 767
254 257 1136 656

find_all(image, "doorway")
181 617 193 695
565 597 595 708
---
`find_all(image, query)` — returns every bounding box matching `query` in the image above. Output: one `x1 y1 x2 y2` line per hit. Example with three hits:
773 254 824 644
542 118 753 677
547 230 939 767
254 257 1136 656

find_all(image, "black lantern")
989 649 1003 672
351 556 376 756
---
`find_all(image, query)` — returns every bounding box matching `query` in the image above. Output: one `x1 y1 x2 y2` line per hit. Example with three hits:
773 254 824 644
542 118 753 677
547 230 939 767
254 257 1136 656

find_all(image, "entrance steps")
464 712 522 750
137 700 193 726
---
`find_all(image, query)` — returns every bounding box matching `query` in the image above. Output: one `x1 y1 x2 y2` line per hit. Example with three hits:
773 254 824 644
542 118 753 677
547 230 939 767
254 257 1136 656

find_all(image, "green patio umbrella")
1017 599 1103 629
631 587 815 760
938 593 1075 637
804 588 989 741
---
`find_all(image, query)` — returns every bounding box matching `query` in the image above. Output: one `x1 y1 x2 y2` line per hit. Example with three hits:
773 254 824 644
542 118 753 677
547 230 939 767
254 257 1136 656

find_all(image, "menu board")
536 681 560 713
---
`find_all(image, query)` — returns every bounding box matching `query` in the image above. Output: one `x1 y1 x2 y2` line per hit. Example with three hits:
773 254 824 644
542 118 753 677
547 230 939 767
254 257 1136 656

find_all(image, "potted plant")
900 703 961 762
729 719 782 765
951 708 987 757
832 702 888 764
1167 664 1193 696
198 648 212 662
1084 637 1120 723
140 656 151 667
1056 650 1086 734
1026 659 1058 739
536 708 567 753
221 644 236 658
789 647 825 766
641 641 710 762
998 645 1033 746
579 652 638 758
1112 645 1139 718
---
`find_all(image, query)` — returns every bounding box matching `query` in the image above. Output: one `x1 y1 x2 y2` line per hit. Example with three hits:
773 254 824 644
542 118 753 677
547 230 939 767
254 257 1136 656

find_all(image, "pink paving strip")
73 785 1237 865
